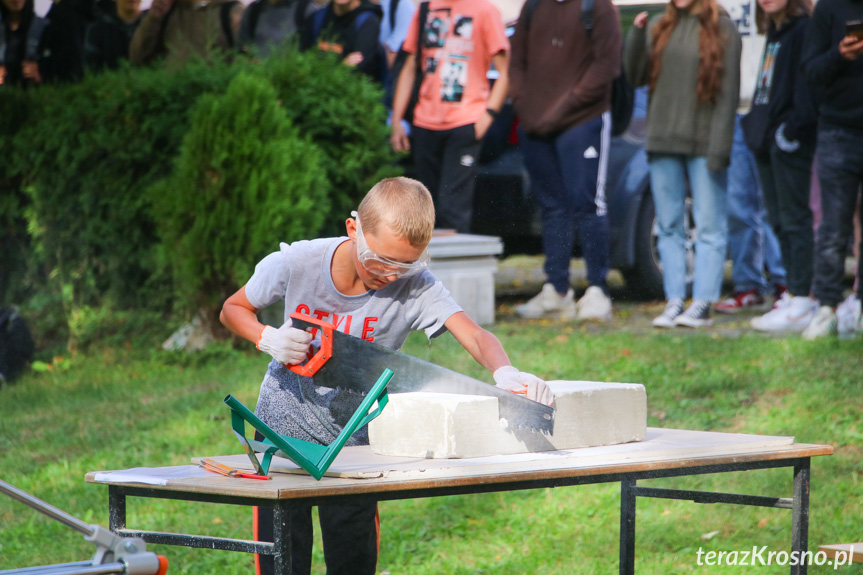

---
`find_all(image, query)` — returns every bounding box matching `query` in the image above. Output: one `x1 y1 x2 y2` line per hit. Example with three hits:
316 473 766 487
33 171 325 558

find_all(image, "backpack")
522 0 634 137
388 0 400 32
386 1 429 122
0 307 34 385
310 5 386 84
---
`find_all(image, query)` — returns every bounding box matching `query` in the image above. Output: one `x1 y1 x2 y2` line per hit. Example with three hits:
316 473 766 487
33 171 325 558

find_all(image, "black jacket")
83 9 145 71
39 0 96 83
300 0 383 81
742 16 819 153
0 13 46 87
801 0 863 131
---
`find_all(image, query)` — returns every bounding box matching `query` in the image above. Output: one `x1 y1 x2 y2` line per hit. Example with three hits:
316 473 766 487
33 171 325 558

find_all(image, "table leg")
620 479 637 575
791 459 810 575
108 486 126 532
273 500 292 575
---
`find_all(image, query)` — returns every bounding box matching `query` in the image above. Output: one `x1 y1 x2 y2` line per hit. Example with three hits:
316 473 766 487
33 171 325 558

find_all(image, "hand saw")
287 313 554 434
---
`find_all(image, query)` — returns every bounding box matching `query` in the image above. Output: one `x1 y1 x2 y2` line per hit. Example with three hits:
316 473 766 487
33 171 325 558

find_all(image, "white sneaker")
803 306 838 340
652 298 685 328
836 294 861 339
575 286 612 322
772 291 792 311
515 283 577 320
750 296 816 332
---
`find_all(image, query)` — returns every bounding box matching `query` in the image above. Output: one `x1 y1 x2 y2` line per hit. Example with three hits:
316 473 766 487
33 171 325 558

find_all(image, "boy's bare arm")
221 287 313 365
220 286 265 344
445 312 553 405
444 312 510 372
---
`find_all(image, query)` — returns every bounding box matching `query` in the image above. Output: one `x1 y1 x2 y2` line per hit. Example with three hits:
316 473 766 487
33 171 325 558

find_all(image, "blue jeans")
727 116 787 293
519 114 611 294
813 126 863 307
649 154 728 302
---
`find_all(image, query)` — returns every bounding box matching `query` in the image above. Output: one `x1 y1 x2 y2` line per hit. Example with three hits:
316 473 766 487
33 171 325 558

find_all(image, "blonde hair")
357 177 435 246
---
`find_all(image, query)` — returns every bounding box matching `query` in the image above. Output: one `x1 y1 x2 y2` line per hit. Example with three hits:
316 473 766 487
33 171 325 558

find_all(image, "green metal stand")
224 368 393 480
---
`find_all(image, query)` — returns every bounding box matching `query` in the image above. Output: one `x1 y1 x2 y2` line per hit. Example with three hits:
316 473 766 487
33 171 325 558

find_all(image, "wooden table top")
85 428 832 501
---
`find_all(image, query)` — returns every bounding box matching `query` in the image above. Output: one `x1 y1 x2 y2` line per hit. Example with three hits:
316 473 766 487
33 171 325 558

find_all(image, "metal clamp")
0 479 168 575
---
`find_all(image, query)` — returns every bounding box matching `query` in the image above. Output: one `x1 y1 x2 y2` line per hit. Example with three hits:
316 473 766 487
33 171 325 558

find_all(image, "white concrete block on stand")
369 381 647 459
427 233 503 326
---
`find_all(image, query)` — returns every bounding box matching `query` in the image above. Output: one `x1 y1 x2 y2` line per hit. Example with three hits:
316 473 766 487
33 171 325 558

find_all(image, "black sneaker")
674 300 713 327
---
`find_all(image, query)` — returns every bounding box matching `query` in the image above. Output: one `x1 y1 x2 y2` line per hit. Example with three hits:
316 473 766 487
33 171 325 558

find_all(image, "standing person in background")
129 0 243 68
300 0 384 82
741 0 819 333
799 0 863 338
378 0 415 148
715 0 789 315
508 0 621 322
379 0 414 70
0 0 45 86
626 0 741 328
237 0 317 58
389 0 509 233
84 0 145 70
38 0 94 82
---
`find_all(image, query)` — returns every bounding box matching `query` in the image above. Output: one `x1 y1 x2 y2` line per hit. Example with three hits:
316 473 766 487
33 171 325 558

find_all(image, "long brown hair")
755 0 813 34
649 0 726 105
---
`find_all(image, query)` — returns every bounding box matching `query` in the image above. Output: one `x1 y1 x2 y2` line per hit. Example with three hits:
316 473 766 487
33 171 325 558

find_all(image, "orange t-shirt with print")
402 0 509 131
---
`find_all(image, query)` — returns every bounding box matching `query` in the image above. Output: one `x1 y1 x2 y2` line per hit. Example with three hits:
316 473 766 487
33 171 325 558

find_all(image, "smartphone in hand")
846 19 863 41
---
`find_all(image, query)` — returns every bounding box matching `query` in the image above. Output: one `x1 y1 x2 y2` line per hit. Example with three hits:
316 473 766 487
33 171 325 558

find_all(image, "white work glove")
493 366 554 406
775 123 800 153
256 320 313 365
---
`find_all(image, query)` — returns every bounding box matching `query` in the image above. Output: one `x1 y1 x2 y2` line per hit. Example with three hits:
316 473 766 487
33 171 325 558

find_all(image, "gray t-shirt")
245 237 463 445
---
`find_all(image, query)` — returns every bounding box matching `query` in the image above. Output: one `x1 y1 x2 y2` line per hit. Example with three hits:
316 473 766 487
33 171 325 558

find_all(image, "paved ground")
493 255 859 339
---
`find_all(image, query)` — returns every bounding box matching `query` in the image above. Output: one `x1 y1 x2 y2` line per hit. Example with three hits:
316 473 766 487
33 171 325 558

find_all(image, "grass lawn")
1 315 861 574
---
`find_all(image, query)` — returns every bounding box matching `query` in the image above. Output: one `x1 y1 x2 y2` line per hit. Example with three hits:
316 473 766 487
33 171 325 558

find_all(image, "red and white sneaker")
715 289 766 314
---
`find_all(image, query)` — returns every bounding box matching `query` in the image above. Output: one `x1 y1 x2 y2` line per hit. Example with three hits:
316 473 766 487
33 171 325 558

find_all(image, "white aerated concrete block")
368 380 646 459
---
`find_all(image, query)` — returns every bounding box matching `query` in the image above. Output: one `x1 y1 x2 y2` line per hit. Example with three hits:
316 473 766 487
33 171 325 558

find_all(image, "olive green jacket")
625 11 741 171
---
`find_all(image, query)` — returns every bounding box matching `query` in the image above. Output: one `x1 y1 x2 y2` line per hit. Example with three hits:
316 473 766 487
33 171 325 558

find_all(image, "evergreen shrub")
4 47 396 347
0 89 37 306
261 48 399 234
12 59 241 313
149 72 328 330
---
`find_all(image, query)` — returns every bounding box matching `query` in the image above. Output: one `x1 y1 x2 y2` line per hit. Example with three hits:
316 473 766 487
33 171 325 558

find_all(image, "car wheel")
623 192 695 300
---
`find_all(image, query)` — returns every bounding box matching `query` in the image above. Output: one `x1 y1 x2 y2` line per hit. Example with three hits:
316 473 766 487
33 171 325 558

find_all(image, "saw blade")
292 316 554 434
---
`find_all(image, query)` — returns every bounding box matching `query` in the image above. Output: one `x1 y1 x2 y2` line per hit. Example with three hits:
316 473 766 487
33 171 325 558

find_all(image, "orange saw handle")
287 312 334 377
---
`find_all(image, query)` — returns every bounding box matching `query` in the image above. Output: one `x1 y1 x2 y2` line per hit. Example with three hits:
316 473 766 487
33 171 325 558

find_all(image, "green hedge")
150 72 328 330
0 47 398 344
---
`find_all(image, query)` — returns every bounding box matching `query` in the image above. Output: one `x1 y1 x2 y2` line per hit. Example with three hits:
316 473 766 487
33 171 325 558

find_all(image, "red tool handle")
288 312 334 377
236 473 272 480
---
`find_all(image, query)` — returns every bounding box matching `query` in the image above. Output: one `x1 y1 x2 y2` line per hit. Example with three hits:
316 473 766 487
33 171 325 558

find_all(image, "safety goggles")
352 211 430 278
